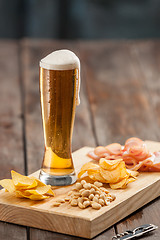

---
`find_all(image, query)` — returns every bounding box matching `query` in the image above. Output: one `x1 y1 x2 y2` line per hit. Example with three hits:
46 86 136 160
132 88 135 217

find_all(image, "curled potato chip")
78 162 107 182
99 158 123 170
100 161 128 183
87 170 107 183
109 177 129 189
78 155 137 189
80 162 99 171
126 169 139 178
78 162 99 178
78 170 86 179
110 176 136 189
126 177 136 184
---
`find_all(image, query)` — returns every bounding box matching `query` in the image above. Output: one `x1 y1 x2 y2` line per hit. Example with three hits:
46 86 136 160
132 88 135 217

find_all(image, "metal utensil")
112 224 158 240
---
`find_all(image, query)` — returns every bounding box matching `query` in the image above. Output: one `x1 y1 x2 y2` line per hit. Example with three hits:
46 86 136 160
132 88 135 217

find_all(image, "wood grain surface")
0 142 160 238
0 40 160 239
0 41 27 240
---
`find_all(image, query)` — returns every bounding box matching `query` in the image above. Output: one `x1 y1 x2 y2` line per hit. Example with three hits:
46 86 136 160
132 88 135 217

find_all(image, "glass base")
39 170 77 186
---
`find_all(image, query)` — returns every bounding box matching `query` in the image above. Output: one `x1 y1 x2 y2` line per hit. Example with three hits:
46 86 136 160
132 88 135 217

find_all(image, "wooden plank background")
0 39 160 239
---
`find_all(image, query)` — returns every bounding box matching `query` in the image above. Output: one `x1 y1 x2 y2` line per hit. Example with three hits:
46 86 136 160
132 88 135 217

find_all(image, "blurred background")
0 0 160 39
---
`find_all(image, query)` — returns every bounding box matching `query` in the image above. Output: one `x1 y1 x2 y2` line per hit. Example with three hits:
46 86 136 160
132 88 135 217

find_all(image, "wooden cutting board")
0 141 160 238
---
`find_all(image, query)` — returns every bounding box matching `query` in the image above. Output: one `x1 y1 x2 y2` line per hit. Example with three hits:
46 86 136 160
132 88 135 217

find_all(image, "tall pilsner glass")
39 50 80 186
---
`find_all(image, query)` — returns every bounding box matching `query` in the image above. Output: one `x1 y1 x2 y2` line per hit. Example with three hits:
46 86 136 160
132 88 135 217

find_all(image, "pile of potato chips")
78 158 138 189
0 170 54 200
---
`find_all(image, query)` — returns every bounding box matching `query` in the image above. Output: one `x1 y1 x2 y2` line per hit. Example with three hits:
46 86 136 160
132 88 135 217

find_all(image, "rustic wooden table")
0 39 160 239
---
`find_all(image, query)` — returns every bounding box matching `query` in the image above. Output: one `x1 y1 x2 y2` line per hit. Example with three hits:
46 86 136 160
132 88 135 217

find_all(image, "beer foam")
40 49 80 70
40 49 81 105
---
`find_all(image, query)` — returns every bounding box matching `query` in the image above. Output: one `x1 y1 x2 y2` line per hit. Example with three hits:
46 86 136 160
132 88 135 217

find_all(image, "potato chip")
29 195 49 200
11 170 36 188
126 177 136 184
78 170 87 179
78 155 137 189
46 188 55 196
0 179 15 193
99 158 123 170
16 190 31 198
30 177 46 186
26 180 38 189
30 177 54 195
80 162 100 171
15 191 26 198
25 185 51 195
109 177 129 189
15 180 38 190
87 170 107 183
126 169 139 178
16 190 49 200
78 162 99 178
110 176 136 189
0 170 55 200
100 161 128 183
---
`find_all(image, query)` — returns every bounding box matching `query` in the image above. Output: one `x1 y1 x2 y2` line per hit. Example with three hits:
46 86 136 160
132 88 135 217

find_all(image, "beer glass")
39 50 80 186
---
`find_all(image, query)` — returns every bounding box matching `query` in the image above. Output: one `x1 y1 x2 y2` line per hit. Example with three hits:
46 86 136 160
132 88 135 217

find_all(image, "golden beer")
39 50 80 186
